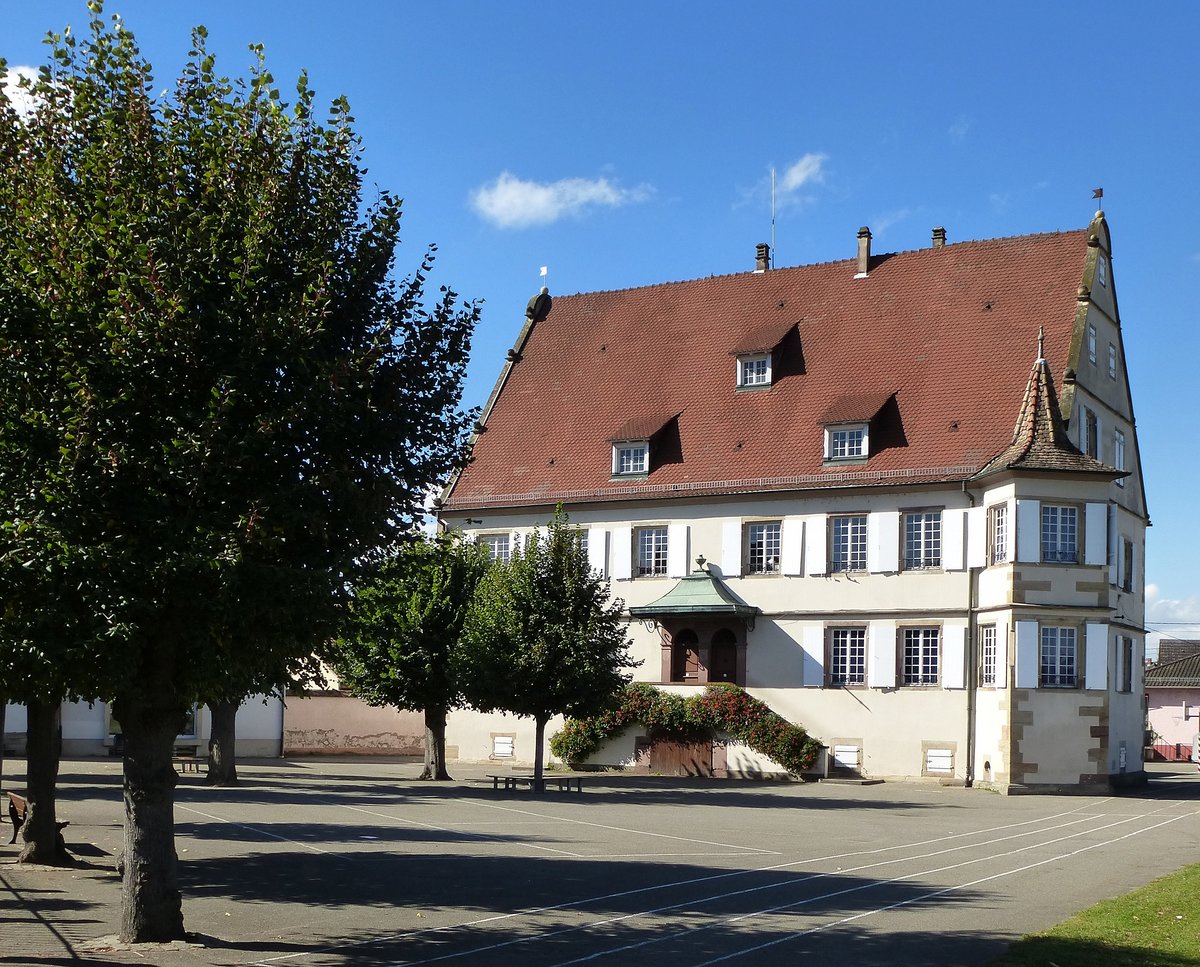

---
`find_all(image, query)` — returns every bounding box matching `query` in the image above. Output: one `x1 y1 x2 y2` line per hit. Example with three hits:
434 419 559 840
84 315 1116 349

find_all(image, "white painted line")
558 803 1196 966
176 804 336 856
249 798 1110 966
692 808 1200 965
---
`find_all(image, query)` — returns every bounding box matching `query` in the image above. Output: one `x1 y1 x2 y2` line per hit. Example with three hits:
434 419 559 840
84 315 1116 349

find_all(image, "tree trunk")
18 699 71 866
117 700 185 942
418 706 451 780
205 700 239 787
533 714 547 794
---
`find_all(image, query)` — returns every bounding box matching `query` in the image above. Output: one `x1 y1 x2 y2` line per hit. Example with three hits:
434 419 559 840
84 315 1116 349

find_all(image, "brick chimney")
932 226 947 248
855 226 872 278
755 242 770 273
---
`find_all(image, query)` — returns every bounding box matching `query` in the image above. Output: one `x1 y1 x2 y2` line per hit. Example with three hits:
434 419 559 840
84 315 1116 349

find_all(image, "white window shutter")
804 514 827 575
942 626 966 689
721 520 742 577
1016 499 1041 563
995 621 1009 688
587 527 609 578
943 509 966 571
1108 510 1119 585
1084 503 1108 566
868 510 900 572
667 523 689 578
868 624 896 688
801 625 823 687
1004 498 1017 563
1085 623 1109 690
611 526 632 581
780 518 804 576
966 506 986 569
1015 620 1039 688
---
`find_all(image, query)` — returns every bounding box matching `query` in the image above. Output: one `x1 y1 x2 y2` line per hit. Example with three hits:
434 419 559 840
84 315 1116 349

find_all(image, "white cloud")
1144 584 1200 660
948 116 972 143
869 207 912 238
778 152 827 195
1 65 40 119
471 171 652 229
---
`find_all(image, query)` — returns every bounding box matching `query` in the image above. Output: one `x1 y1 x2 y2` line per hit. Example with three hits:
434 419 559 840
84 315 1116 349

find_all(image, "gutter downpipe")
963 480 978 788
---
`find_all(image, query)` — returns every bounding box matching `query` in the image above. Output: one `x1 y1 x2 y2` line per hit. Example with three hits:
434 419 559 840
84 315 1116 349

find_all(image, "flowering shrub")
550 682 820 776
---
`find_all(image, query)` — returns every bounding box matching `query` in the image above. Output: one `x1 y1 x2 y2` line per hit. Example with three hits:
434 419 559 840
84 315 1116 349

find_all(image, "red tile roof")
445 229 1097 512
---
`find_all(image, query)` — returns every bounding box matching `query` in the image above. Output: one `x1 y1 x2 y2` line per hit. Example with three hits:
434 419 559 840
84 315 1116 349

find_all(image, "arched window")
710 629 739 683
671 629 700 683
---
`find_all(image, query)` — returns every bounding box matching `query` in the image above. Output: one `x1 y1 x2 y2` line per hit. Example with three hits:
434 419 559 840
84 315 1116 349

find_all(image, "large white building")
438 213 1147 793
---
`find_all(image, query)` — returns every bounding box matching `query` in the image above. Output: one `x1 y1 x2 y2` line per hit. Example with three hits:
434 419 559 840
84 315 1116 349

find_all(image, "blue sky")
4 3 1196 654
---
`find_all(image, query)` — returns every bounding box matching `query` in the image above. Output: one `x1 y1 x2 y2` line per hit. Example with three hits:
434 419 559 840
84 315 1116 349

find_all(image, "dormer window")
737 353 772 388
825 423 868 461
613 441 648 476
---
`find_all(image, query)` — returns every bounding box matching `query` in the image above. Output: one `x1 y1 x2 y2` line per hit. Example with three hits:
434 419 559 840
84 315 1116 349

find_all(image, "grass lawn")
990 863 1200 966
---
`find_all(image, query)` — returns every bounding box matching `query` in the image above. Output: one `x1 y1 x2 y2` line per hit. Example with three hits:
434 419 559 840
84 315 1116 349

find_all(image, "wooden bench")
173 745 208 774
7 792 69 845
487 773 584 793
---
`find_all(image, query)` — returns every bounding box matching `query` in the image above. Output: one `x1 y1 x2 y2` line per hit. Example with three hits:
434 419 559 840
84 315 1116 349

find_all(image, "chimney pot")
755 242 770 273
932 226 947 248
855 226 872 278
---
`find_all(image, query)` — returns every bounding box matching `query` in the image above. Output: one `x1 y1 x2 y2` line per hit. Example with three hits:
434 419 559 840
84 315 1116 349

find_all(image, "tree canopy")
333 534 492 778
0 3 476 940
460 511 637 786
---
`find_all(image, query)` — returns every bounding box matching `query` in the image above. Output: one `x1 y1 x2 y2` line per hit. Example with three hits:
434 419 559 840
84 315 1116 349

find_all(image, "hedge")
549 682 821 776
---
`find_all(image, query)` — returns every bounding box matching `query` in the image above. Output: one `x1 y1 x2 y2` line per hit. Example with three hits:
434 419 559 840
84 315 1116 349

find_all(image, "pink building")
1145 653 1200 762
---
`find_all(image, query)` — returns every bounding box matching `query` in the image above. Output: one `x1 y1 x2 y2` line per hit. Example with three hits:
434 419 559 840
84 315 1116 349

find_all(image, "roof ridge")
545 227 1090 301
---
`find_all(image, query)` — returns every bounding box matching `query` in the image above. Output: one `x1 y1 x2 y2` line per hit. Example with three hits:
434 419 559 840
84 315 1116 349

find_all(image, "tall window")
1040 505 1078 563
902 628 940 686
738 354 771 387
1114 429 1126 488
828 425 867 459
980 625 998 687
613 442 648 475
480 534 511 563
746 522 781 574
1082 408 1098 458
988 504 1008 565
830 515 867 572
904 511 942 569
1108 344 1117 380
828 628 866 686
1040 626 1077 688
1088 324 1097 364
1121 538 1134 592
1119 636 1133 693
637 527 668 576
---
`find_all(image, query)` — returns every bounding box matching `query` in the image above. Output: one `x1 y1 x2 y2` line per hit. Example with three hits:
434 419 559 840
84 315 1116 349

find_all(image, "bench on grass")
487 773 584 793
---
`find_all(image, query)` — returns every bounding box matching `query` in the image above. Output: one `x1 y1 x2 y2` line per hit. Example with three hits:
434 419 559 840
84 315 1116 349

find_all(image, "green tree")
333 534 492 779
459 512 638 791
0 6 476 941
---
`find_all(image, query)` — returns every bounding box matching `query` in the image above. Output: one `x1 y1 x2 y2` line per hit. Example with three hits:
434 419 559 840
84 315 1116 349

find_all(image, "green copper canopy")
628 568 759 619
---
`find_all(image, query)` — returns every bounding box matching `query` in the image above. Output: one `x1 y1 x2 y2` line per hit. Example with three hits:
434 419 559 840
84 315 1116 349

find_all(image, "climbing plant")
550 682 821 776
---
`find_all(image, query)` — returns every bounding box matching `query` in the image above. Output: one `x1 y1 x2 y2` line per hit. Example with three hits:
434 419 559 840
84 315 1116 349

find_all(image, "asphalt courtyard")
2 758 1199 967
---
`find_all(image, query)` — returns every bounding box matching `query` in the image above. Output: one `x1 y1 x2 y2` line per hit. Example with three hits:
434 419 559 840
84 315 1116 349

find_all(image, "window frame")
737 353 772 389
826 626 867 687
979 624 998 687
744 520 782 575
1040 504 1080 564
1108 343 1117 380
903 510 943 570
1088 324 1097 364
1097 254 1108 288
612 441 649 476
829 514 868 573
635 525 669 577
1121 537 1134 593
987 503 1008 565
1119 636 1133 693
824 423 869 461
479 532 512 564
900 626 941 687
1082 407 1098 459
1114 429 1126 488
1039 625 1078 688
